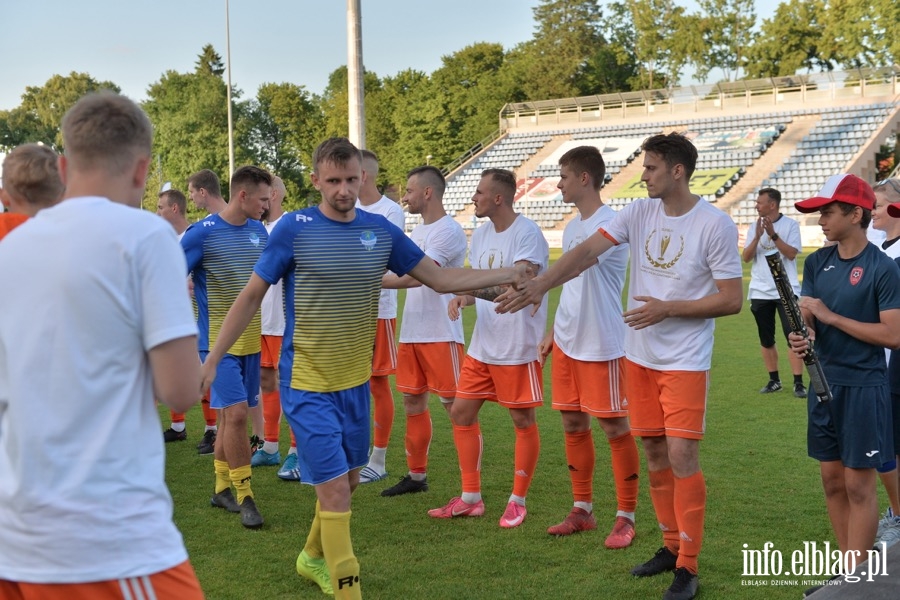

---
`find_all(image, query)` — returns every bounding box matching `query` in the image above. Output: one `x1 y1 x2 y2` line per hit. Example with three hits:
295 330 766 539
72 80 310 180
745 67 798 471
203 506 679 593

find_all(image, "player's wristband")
771 233 779 242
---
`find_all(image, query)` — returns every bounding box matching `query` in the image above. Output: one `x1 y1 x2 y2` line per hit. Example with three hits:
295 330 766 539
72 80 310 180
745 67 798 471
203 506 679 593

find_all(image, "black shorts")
750 298 792 348
808 384 893 468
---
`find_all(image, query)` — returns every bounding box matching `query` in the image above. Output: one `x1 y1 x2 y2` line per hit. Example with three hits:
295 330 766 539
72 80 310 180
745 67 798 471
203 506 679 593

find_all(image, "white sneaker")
358 465 388 484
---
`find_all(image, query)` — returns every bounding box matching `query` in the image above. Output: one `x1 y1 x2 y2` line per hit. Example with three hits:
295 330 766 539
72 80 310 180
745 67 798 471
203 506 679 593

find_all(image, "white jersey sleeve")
356 196 406 319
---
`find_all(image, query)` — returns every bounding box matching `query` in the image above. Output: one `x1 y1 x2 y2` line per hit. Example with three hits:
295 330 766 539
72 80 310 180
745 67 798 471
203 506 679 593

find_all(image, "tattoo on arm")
469 285 506 302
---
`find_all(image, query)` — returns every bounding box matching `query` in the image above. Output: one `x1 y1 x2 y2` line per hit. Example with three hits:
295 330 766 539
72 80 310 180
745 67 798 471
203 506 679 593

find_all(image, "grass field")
161 248 883 599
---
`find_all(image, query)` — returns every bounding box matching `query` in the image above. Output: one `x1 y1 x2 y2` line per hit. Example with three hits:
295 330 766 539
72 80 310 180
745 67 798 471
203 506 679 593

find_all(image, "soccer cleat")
251 448 281 467
428 496 485 519
793 382 807 398
296 550 333 596
197 430 216 455
663 567 699 600
547 507 597 536
604 516 636 549
277 453 302 481
381 475 428 497
210 488 241 513
631 546 678 577
759 380 782 394
240 496 263 529
163 427 187 442
358 465 388 484
499 501 527 528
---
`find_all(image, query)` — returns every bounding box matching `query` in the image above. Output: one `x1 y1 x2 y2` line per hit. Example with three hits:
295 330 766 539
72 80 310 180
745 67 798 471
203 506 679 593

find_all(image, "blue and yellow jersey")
255 206 425 393
182 215 268 355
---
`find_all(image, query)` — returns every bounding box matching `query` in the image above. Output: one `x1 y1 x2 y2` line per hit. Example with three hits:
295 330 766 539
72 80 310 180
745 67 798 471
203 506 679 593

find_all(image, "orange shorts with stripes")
551 346 627 418
396 341 464 401
371 318 397 376
0 560 204 600
624 359 708 440
455 356 544 408
260 335 282 369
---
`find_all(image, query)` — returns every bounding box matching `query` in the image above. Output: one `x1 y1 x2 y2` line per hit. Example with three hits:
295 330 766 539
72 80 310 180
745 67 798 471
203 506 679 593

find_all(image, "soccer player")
0 92 203 598
0 143 64 239
200 137 532 600
790 174 900 567
428 168 549 529
356 150 406 484
182 165 271 529
499 133 743 600
540 146 640 548
741 187 806 397
379 165 468 497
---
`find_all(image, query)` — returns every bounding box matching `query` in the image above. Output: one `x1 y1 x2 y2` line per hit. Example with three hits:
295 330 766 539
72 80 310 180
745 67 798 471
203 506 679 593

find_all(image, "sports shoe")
499 501 527 528
876 507 897 539
296 550 333 596
604 515 636 549
547 507 597 536
240 496 263 529
663 567 699 600
793 382 807 398
197 430 216 455
428 496 485 519
759 380 782 393
163 427 187 442
251 448 281 467
249 435 263 453
210 488 241 513
631 546 678 577
358 465 388 484
880 521 900 549
381 474 428 497
277 453 301 481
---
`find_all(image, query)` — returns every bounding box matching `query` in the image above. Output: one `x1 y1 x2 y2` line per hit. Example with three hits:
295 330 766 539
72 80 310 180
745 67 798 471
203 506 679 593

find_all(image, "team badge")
249 232 260 247
644 228 684 269
849 266 863 286
360 231 377 251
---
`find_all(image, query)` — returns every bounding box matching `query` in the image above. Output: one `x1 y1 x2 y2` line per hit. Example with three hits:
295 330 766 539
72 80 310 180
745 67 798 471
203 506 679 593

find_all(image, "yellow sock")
303 501 324 559
214 459 231 494
320 510 361 600
230 464 253 503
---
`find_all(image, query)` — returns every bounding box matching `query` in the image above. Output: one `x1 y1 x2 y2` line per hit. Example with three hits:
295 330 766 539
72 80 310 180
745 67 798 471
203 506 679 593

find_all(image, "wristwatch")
771 233 779 242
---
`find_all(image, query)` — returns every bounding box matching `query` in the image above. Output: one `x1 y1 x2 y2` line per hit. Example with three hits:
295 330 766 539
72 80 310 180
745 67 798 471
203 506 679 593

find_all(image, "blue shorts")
201 351 261 410
280 383 370 485
808 384 893 468
892 392 900 457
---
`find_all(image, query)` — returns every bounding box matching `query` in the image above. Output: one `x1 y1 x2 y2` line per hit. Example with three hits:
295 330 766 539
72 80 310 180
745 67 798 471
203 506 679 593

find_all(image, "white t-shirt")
261 214 286 336
356 196 405 319
399 215 468 344
744 214 801 299
0 197 197 582
602 197 742 371
554 205 627 361
468 214 549 365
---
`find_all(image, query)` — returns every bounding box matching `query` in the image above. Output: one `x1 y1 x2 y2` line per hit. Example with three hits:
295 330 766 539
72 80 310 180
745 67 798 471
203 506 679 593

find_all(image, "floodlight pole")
225 0 235 177
347 0 365 149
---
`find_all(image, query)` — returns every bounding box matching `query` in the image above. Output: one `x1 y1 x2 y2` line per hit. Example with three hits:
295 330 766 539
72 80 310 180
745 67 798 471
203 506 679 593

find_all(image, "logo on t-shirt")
360 231 377 251
850 266 863 286
644 229 684 270
249 232 260 247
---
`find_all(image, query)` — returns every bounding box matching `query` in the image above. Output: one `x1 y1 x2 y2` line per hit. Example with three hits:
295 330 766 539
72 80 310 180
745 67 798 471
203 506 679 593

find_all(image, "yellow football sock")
320 510 361 600
214 459 231 494
230 464 253 503
303 501 324 559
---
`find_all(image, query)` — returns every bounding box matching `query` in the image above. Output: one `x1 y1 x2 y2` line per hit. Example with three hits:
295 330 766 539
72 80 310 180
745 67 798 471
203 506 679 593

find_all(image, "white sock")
262 441 279 454
287 446 297 456
367 446 387 471
205 425 217 433
170 422 185 433
410 472 426 482
461 492 482 504
509 494 526 506
617 510 635 523
574 501 592 514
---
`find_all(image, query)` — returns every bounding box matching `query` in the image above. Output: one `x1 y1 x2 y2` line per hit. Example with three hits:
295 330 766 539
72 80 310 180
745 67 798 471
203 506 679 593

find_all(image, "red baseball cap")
794 174 875 213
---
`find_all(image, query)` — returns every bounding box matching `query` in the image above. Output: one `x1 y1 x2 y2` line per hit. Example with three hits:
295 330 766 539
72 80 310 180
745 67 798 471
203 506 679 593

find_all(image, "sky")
1 0 782 113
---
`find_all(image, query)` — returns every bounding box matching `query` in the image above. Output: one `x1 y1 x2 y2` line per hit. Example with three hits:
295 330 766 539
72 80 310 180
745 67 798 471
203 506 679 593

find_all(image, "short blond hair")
1 143 64 208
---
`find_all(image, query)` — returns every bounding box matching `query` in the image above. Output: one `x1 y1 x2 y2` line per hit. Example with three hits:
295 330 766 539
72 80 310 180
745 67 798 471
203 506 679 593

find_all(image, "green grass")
162 248 876 599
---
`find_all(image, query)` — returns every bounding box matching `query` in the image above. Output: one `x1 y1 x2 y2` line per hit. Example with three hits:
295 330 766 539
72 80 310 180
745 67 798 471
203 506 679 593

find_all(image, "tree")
695 0 756 82
623 0 699 89
0 72 120 151
821 0 900 69
742 0 834 78
195 44 226 77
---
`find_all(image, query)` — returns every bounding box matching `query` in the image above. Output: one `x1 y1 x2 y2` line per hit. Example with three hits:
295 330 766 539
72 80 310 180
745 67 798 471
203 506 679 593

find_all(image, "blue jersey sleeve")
255 212 296 285
386 221 426 276
181 219 210 274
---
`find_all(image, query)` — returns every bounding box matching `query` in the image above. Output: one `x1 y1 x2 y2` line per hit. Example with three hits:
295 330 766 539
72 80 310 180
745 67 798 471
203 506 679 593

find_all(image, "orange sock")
370 376 394 448
564 429 594 502
649 467 680 555
512 423 540 498
262 390 281 442
608 431 640 512
289 428 297 448
453 423 482 494
405 410 432 474
170 410 185 424
201 390 217 427
673 471 706 574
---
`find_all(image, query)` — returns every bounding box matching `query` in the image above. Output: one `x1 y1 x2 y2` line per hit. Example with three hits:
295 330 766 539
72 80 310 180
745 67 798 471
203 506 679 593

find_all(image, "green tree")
0 72 120 151
821 0 899 69
742 0 834 78
695 0 756 82
625 0 697 89
196 43 226 77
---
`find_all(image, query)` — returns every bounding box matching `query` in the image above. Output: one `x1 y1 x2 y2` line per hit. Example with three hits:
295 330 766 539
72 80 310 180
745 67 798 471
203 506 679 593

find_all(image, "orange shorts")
260 335 282 369
371 318 397 376
455 356 544 408
624 359 708 440
551 346 627 418
396 341 464 401
0 560 204 600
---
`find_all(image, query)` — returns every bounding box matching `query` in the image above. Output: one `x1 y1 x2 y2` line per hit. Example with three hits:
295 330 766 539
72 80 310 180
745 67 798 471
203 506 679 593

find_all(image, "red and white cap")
794 174 875 214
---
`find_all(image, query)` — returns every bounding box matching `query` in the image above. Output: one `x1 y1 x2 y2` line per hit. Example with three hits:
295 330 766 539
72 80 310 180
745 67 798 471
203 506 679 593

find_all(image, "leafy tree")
196 44 226 77
695 0 756 82
0 72 120 151
742 0 834 78
821 0 900 69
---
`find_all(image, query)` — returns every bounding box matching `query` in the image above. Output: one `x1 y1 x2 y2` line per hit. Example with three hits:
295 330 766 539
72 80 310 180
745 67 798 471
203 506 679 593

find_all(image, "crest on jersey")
249 232 260 247
360 231 377 251
850 266 863 286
